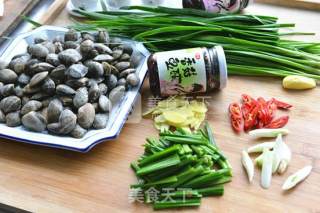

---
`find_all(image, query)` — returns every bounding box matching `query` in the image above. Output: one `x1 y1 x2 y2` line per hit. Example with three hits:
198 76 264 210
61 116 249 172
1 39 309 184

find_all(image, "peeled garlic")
282 166 312 190
247 142 275 153
242 150 254 183
283 75 316 90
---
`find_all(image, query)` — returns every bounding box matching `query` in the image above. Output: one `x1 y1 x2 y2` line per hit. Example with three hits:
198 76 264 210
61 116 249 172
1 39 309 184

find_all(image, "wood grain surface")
0 0 40 42
0 3 319 213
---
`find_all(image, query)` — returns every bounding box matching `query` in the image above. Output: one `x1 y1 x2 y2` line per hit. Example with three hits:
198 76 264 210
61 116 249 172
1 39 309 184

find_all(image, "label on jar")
202 0 241 13
156 48 207 96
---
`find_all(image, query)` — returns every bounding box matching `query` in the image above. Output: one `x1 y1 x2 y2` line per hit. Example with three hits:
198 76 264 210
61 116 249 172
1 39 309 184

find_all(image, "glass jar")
182 0 252 14
148 46 227 97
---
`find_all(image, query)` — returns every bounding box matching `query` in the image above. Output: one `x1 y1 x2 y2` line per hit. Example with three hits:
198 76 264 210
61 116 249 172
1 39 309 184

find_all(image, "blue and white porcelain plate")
0 26 150 152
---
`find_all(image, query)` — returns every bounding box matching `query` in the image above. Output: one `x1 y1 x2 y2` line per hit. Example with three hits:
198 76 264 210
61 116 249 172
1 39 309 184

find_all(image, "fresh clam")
77 103 95 129
22 111 47 132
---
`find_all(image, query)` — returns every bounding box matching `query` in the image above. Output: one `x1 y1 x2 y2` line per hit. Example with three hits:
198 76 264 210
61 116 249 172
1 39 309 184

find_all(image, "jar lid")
215 46 228 89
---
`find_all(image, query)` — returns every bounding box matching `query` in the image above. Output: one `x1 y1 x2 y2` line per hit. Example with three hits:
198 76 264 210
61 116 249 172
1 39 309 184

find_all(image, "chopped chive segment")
153 198 201 210
138 144 181 167
196 185 224 196
137 154 181 176
130 125 232 209
184 168 232 188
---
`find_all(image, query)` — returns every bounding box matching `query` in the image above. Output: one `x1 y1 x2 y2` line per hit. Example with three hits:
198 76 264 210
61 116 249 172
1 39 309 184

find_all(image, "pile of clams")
0 29 140 138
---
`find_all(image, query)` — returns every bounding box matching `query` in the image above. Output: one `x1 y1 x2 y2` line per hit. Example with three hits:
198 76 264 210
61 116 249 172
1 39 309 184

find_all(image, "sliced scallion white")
261 148 273 189
241 150 254 183
249 128 289 139
282 166 312 190
255 153 263 168
247 142 275 153
272 134 292 174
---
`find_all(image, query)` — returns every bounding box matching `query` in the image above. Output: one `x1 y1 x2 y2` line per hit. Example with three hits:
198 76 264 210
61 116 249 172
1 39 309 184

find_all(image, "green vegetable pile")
130 123 232 210
73 6 320 81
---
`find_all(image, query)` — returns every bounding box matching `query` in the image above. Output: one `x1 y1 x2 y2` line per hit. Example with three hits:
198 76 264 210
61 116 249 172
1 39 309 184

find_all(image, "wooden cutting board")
0 0 40 42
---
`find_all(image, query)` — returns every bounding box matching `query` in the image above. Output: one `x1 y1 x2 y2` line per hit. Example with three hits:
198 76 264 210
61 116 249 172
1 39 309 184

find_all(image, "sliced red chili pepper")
242 94 255 104
272 98 293 110
265 115 289 129
257 97 268 125
244 105 259 131
231 117 242 133
229 103 242 120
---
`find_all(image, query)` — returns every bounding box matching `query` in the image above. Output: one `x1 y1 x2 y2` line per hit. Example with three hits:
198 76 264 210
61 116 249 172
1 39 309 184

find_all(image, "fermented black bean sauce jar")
148 46 227 97
183 0 252 14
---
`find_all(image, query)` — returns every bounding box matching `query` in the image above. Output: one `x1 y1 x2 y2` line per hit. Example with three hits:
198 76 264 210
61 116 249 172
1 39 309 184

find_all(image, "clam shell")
17 73 31 85
0 110 5 123
56 84 76 96
87 61 104 77
88 82 101 103
9 55 30 74
127 73 140 87
23 84 41 94
0 96 21 114
64 41 79 49
29 71 49 87
97 30 110 44
47 109 77 135
77 103 95 129
28 44 49 59
50 65 66 82
0 84 15 97
119 68 135 78
22 111 47 132
117 78 127 87
112 47 123 60
42 78 56 94
47 99 63 123
105 74 118 90
14 86 24 97
66 77 88 88
21 100 42 115
30 92 50 101
66 64 88 79
80 39 94 54
99 95 112 112
94 54 113 63
0 69 18 83
94 43 112 54
115 61 131 72
6 111 21 127
64 29 79 42
58 49 82 65
93 113 109 129
98 83 108 95
29 62 55 74
109 86 125 104
70 124 87 138
46 53 60 66
73 87 88 109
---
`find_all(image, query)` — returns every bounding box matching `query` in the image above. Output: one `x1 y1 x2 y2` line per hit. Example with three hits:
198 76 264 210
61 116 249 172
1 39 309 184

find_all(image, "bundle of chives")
72 6 320 81
130 123 232 210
